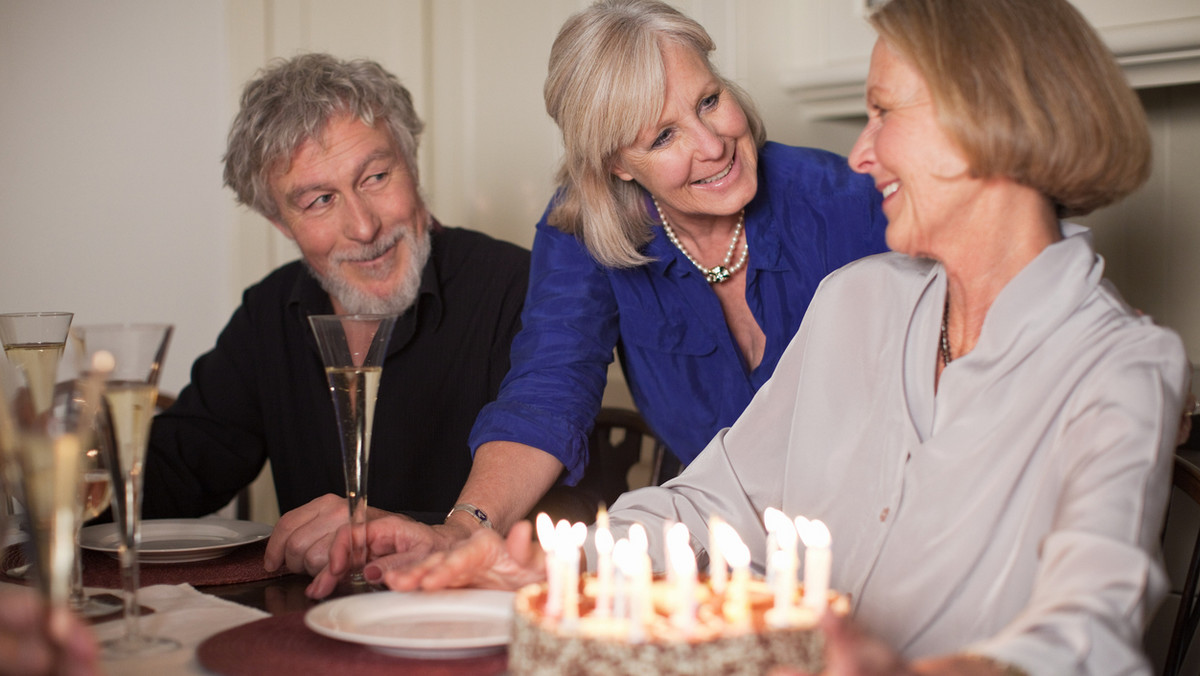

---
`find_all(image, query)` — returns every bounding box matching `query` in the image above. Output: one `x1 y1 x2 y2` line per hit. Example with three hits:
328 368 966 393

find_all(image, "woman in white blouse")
322 0 1189 673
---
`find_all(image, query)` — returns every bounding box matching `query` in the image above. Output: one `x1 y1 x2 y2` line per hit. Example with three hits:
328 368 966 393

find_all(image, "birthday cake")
508 575 847 676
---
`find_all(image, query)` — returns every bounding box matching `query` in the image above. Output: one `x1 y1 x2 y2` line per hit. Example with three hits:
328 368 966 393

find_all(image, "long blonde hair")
545 0 766 268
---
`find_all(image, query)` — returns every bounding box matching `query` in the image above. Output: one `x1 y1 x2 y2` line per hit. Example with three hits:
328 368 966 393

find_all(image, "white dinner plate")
304 589 515 658
80 518 273 564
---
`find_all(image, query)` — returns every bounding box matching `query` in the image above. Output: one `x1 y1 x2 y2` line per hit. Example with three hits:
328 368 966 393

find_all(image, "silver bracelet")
446 503 493 529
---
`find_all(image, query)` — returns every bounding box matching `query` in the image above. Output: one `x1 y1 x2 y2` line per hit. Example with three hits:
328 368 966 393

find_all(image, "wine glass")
308 313 397 589
0 312 73 518
75 323 178 658
68 407 120 617
0 353 107 619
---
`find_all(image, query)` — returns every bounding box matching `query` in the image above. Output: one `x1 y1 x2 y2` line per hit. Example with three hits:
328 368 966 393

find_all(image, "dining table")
1 521 511 676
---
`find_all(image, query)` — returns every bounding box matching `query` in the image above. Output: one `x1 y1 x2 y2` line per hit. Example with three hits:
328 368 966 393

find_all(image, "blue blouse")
469 143 888 483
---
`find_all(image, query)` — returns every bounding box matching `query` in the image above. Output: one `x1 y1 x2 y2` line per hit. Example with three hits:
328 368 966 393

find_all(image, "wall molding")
785 15 1200 121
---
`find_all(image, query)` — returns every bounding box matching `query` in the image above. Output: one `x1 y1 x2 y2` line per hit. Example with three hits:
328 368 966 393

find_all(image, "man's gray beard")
305 226 432 315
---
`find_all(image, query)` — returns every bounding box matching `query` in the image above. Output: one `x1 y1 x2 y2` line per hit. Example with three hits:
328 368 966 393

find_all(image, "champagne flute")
0 353 107 624
75 323 178 657
68 408 120 617
308 313 397 589
0 312 73 519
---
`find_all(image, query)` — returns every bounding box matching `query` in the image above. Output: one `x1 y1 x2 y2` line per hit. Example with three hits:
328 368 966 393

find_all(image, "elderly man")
142 53 530 576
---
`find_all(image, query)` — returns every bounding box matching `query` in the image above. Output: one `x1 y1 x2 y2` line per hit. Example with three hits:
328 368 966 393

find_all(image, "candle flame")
794 515 810 535
798 518 831 548
714 522 749 567
596 525 613 553
569 521 588 547
765 508 797 547
612 538 636 574
629 523 648 553
536 512 555 552
668 524 696 575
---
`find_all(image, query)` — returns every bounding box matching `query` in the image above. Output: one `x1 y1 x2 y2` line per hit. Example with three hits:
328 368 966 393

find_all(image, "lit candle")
628 524 653 634
611 538 631 621
667 522 697 632
708 514 727 595
663 519 676 588
764 508 798 618
612 539 644 642
562 521 587 627
714 521 750 629
594 507 614 618
799 518 831 612
536 513 561 619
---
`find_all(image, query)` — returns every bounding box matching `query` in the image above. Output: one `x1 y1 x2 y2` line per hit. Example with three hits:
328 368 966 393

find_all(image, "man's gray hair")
223 53 424 222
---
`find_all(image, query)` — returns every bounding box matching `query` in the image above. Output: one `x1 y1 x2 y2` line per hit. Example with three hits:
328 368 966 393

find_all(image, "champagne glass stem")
347 490 368 586
117 475 143 643
69 524 86 609
338 376 372 587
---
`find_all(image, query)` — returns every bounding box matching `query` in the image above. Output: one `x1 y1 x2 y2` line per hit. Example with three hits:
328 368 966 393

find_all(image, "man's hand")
264 493 389 576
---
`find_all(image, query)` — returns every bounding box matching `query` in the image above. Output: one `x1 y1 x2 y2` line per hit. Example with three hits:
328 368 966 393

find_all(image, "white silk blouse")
599 224 1189 675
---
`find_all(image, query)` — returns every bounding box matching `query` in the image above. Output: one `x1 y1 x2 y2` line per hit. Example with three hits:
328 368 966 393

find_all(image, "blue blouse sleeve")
468 201 620 484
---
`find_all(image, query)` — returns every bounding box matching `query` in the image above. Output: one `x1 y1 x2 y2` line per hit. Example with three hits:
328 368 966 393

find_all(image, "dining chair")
1163 453 1200 676
526 407 671 526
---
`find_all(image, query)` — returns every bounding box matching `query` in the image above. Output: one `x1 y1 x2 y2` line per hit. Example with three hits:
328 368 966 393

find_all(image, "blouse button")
879 507 890 522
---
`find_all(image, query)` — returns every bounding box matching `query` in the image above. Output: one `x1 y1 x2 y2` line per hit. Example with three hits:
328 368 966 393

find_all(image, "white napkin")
93 583 268 675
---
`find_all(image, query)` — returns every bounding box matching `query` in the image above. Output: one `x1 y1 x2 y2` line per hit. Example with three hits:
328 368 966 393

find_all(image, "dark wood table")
196 572 508 676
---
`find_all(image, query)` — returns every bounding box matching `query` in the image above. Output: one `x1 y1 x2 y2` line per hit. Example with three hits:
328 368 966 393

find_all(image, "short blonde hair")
868 0 1150 217
545 0 766 268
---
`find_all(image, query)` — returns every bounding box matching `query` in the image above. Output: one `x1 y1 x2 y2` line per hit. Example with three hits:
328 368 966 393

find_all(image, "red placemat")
3 540 288 588
197 611 507 676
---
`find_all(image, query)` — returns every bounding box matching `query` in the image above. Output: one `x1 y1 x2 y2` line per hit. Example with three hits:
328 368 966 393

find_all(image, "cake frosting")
509 575 846 676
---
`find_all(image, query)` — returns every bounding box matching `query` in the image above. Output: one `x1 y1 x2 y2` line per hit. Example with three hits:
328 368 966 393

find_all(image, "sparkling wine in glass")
76 323 178 658
0 312 73 518
308 314 397 589
0 312 73 414
68 409 120 617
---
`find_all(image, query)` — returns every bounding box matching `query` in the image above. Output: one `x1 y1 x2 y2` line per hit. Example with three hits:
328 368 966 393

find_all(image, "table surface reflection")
197 574 508 676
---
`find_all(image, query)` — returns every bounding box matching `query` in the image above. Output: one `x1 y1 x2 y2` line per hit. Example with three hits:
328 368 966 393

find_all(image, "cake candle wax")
667 522 697 632
714 522 751 629
708 514 727 594
536 513 562 619
764 508 798 620
628 524 653 642
594 507 614 618
611 537 631 621
799 518 832 612
562 521 587 627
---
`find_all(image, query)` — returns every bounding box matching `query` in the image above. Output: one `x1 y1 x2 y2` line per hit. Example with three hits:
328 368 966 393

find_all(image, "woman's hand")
772 612 1018 676
380 519 548 592
305 513 462 598
308 517 546 598
0 587 99 676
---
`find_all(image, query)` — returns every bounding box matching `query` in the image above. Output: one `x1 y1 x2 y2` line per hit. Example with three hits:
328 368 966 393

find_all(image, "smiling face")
268 115 430 314
610 40 757 231
848 39 985 259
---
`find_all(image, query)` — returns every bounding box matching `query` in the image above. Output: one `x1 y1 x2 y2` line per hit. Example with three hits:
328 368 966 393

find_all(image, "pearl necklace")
940 295 953 366
653 197 748 284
